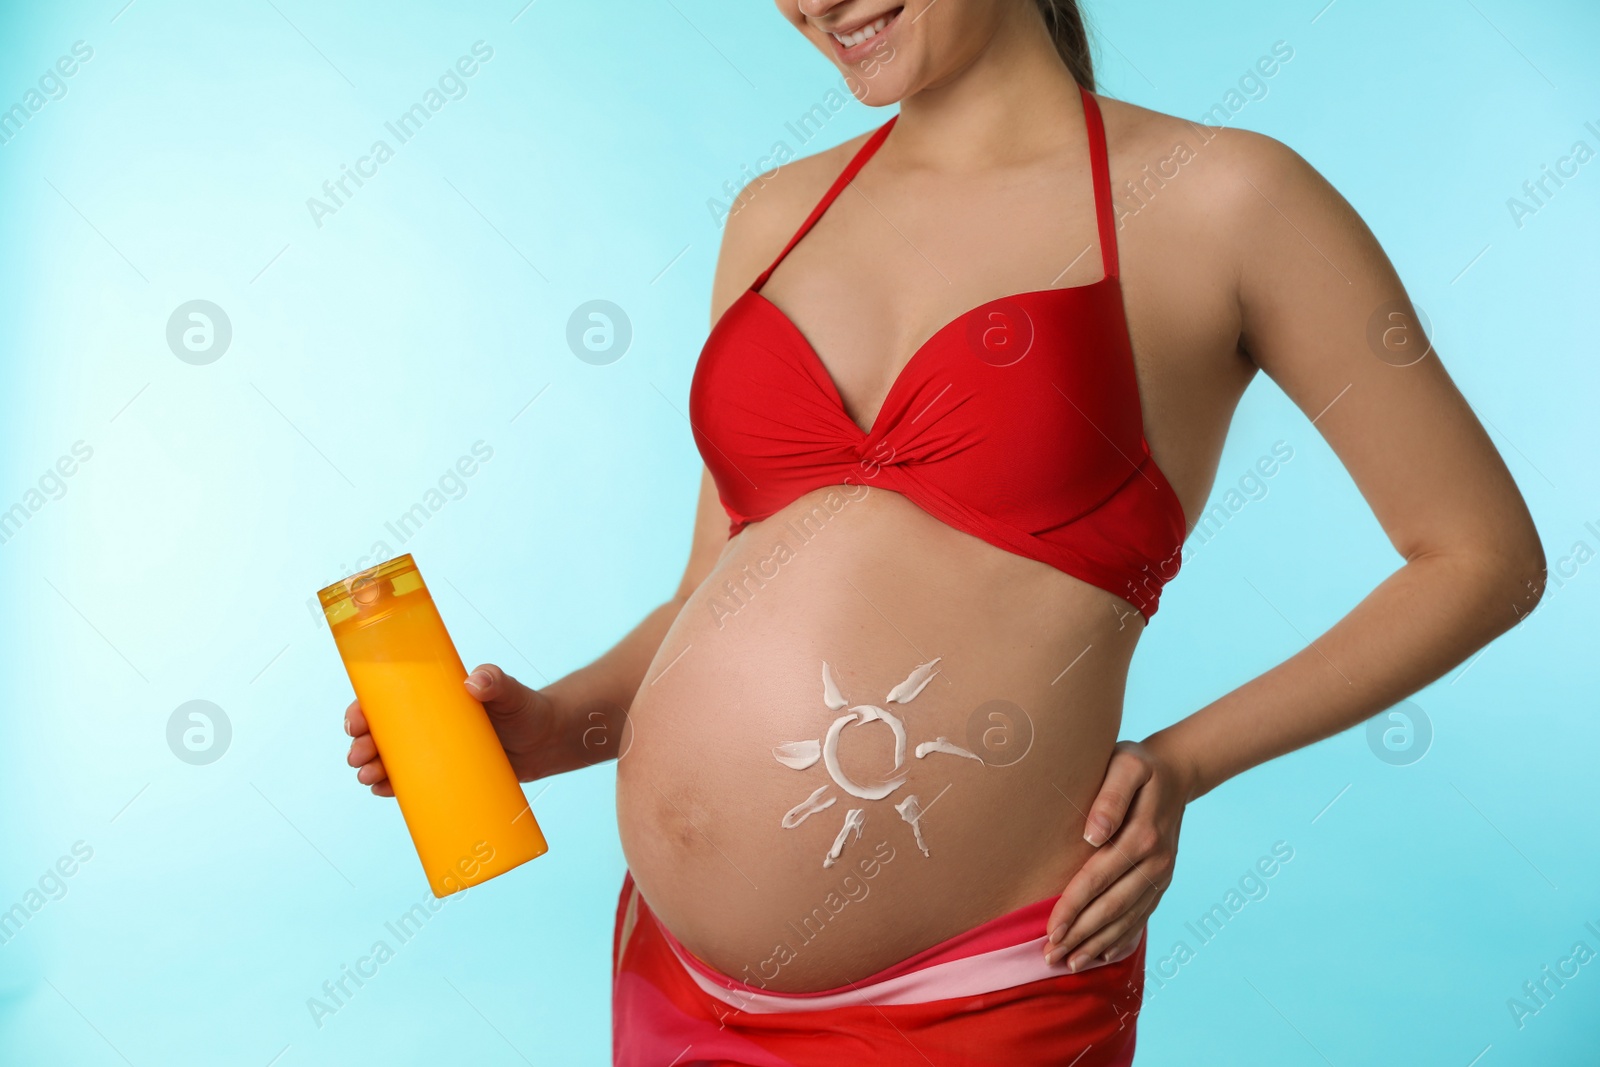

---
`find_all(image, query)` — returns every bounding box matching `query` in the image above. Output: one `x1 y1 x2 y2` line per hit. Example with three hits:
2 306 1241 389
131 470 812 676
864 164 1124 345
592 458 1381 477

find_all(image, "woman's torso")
616 92 1254 992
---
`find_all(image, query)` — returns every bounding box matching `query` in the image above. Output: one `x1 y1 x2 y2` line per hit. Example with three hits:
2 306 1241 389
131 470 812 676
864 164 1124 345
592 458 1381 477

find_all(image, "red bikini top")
688 85 1186 620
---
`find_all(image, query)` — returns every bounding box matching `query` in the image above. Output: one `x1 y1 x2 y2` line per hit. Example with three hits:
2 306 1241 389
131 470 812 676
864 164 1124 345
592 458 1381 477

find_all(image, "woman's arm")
1046 128 1546 968
1148 128 1546 798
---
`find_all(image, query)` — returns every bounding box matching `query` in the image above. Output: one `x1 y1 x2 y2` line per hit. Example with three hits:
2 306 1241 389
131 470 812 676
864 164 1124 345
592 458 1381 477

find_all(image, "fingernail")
344 717 353 736
1067 954 1088 973
465 671 490 692
1046 925 1064 945
1083 815 1112 846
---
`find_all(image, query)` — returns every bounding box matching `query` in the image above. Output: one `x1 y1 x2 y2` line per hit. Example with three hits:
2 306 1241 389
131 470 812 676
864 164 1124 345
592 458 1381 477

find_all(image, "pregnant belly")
615 486 1142 992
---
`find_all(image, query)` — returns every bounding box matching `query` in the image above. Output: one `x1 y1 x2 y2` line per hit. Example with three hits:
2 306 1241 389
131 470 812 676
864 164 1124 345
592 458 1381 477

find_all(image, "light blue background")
1 1 1596 1064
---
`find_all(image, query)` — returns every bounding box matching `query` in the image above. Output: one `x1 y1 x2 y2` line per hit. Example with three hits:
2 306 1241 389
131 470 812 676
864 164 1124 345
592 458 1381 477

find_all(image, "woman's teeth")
832 14 891 48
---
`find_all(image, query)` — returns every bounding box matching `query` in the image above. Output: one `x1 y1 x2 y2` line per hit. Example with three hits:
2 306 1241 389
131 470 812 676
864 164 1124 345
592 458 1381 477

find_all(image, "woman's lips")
826 7 902 64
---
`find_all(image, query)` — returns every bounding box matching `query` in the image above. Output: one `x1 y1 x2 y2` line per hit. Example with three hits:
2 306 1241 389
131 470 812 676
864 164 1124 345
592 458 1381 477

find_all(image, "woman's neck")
888 4 1090 173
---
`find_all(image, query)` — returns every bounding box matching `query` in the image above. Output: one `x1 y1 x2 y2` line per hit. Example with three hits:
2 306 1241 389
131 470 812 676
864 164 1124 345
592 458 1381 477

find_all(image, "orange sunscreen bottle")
319 554 547 896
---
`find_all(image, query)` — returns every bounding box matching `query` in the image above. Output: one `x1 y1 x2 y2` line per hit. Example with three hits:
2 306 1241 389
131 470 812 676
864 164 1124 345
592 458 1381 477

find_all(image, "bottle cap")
317 553 426 627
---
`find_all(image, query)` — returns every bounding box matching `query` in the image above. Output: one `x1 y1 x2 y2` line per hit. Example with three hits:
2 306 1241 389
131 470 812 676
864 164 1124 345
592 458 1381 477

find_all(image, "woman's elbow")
1471 518 1547 628
1504 532 1548 622
1417 516 1547 630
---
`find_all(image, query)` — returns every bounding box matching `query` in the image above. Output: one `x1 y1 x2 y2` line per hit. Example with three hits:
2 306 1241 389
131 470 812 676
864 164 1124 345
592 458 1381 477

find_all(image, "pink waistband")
648 888 1138 1015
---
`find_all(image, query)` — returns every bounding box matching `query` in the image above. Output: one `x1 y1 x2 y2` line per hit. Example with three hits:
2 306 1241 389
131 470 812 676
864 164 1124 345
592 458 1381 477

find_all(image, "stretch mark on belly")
775 658 977 868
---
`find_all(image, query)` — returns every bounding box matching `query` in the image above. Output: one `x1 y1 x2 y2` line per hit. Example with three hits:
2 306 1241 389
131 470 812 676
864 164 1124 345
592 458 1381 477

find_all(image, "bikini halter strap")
752 82 1118 290
751 115 897 291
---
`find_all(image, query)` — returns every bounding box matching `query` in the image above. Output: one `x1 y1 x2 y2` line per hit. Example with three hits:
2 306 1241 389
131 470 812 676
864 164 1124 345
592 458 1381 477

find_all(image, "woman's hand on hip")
1043 739 1194 970
343 663 567 794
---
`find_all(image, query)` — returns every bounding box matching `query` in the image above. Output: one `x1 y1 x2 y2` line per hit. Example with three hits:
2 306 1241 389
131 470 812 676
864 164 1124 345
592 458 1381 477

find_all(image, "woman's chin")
842 70 913 109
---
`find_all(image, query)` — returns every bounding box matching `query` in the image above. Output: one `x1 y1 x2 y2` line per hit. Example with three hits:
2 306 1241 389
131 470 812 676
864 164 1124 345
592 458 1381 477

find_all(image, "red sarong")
612 870 1145 1066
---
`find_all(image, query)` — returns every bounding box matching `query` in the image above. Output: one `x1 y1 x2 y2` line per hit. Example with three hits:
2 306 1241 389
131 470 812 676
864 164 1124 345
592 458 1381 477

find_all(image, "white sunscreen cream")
823 808 865 869
773 739 822 770
885 658 941 704
822 661 848 710
774 657 980 867
914 737 981 761
781 784 836 829
895 794 930 856
821 707 908 801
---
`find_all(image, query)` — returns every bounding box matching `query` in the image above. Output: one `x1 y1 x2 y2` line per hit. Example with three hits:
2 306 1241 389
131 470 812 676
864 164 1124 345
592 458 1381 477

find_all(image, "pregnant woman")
345 1 1543 1063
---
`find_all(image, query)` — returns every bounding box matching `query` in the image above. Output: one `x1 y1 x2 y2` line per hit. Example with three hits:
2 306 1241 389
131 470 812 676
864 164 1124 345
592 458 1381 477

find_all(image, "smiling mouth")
827 7 902 55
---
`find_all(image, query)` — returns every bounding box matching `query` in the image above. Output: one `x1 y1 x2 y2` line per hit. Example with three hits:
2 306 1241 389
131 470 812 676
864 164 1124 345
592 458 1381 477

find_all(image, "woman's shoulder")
708 121 886 318
1093 93 1351 263
1097 93 1322 197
